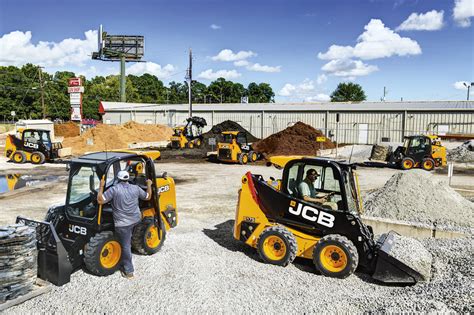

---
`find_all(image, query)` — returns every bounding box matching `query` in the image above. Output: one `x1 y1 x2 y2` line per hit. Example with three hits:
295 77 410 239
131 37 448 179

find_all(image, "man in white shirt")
298 169 329 205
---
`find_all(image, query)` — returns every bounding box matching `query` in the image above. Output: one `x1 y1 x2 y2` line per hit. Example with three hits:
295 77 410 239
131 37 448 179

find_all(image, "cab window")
236 133 247 144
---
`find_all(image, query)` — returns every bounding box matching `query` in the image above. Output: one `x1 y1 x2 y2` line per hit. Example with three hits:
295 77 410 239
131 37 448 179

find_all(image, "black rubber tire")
132 219 166 255
313 234 358 279
31 151 46 164
238 153 248 165
11 151 26 164
401 157 415 170
257 225 297 267
421 157 435 171
248 151 258 162
84 231 121 276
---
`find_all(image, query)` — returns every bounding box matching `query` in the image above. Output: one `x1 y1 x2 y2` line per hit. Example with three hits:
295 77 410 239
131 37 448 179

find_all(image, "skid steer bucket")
372 231 432 284
16 216 72 286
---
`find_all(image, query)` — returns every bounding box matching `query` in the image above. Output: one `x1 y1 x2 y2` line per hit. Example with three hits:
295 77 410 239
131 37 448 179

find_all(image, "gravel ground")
2 162 473 313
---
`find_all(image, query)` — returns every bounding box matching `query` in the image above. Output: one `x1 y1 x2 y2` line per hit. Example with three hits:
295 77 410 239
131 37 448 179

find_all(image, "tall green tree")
330 82 367 102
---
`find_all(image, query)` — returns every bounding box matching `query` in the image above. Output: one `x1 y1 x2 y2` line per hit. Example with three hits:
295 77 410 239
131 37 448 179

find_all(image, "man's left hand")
146 179 153 186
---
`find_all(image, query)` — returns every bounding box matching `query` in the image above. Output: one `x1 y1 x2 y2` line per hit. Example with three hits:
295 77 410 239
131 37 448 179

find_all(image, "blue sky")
0 0 473 102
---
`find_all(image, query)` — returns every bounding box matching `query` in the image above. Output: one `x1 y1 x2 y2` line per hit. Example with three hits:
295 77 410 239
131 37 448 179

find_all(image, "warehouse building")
99 101 474 144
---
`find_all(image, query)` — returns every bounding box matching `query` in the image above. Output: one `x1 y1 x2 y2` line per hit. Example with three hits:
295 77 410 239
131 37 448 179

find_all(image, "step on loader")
17 150 178 286
233 156 431 284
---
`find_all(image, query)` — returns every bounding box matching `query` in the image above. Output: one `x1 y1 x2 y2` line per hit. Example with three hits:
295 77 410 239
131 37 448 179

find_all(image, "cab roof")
221 131 241 135
268 155 355 169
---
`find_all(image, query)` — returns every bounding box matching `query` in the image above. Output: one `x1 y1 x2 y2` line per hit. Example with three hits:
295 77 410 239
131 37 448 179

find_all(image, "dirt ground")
1 159 473 312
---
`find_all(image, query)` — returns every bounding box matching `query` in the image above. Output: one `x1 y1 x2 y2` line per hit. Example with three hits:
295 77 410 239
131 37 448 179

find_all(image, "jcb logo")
69 225 87 235
288 200 335 228
24 142 39 149
157 185 170 194
241 145 250 150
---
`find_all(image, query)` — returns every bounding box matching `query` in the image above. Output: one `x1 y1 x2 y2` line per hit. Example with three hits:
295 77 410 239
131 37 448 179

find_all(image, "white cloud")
127 62 176 78
197 69 241 80
210 24 221 30
396 10 444 31
318 45 354 60
278 79 329 102
0 30 98 67
317 74 328 84
246 63 281 73
318 19 421 61
233 60 249 67
453 81 474 91
321 59 379 77
304 94 331 102
279 83 296 96
453 0 474 27
211 49 256 61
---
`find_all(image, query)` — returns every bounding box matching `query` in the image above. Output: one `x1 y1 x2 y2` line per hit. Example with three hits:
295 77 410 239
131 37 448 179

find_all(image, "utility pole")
38 67 46 118
186 48 192 117
382 86 387 102
464 82 473 100
120 55 126 102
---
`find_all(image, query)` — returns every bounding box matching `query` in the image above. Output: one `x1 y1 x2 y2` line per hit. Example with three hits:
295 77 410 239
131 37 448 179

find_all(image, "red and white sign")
68 86 84 93
68 78 82 87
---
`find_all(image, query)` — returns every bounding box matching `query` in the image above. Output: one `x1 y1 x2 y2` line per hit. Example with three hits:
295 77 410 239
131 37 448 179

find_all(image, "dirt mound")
54 122 80 138
201 120 259 150
364 169 474 231
447 140 474 162
252 122 334 157
63 122 172 155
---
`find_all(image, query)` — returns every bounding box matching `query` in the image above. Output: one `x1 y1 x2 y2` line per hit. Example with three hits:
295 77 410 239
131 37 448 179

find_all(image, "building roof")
100 100 474 113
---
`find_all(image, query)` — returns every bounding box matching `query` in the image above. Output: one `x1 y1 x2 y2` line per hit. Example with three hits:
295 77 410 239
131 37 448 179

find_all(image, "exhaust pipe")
372 231 432 284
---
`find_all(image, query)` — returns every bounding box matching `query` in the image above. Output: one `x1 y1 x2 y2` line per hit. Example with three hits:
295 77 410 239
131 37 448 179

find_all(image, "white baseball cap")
117 170 130 181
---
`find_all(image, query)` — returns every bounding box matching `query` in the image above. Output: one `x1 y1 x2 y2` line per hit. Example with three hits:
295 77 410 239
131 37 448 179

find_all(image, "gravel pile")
447 140 474 162
384 233 432 281
0 224 37 303
364 169 474 231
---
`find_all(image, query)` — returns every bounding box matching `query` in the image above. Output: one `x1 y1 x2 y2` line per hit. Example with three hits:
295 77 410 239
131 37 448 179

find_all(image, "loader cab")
281 158 360 213
21 129 53 155
403 136 431 161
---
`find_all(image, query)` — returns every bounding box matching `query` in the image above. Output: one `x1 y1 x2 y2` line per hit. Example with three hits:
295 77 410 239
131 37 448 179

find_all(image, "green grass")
0 124 14 133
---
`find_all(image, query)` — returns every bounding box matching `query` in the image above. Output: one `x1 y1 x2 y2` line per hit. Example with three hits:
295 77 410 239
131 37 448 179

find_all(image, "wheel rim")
423 160 433 169
403 160 413 169
145 225 162 248
189 142 193 148
13 153 22 162
243 155 248 163
252 153 257 161
197 140 201 146
319 245 347 272
262 235 286 261
32 154 40 163
100 240 121 269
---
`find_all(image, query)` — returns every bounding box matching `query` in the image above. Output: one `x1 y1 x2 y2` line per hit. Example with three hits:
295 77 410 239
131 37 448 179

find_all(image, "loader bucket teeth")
372 231 432 284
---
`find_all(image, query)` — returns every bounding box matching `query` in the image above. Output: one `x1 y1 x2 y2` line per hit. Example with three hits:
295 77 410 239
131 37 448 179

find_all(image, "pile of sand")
447 140 474 162
63 121 172 155
364 169 474 231
54 122 80 138
253 122 334 157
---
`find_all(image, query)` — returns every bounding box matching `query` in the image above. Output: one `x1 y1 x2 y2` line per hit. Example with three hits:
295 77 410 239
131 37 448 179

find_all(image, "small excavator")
233 156 430 284
170 116 207 149
17 150 177 286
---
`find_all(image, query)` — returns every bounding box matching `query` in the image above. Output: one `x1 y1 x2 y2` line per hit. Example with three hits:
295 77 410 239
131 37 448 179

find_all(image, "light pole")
463 82 474 100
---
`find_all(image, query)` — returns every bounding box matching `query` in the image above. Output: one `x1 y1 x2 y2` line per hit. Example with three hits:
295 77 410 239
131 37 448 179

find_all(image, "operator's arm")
303 195 328 204
97 177 106 205
138 179 153 201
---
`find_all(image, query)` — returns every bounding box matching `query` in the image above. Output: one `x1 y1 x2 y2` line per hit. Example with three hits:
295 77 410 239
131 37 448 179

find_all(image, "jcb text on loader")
17 150 178 286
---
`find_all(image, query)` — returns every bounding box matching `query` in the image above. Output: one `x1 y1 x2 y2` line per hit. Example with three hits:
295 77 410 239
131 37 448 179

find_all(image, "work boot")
120 270 134 279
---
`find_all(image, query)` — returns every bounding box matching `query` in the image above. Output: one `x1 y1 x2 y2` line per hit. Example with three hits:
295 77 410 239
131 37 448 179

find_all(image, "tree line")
0 64 276 120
